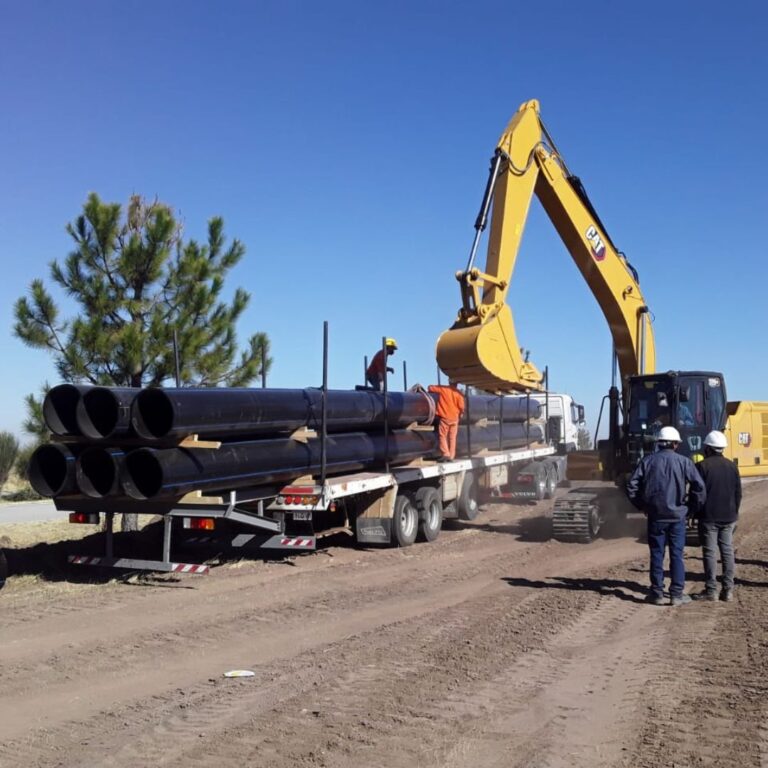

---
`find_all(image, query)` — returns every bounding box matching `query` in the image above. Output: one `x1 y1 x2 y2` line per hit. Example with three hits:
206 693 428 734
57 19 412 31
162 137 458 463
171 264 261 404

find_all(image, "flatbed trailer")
65 443 555 575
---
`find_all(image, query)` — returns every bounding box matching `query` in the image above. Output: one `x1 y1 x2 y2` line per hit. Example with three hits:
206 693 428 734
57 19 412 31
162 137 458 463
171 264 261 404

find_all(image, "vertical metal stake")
526 391 531 445
105 512 114 559
403 360 408 391
262 339 268 388
382 336 389 473
465 384 471 458
162 514 172 564
364 356 369 388
320 321 329 485
544 365 550 443
498 394 504 451
173 330 181 388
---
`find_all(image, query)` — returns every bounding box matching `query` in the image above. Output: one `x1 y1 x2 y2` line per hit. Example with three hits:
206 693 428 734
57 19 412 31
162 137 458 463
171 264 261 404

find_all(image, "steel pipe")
76 387 140 439
130 387 540 442
28 443 79 497
469 396 541 423
76 447 125 498
43 384 93 436
131 387 436 441
120 422 542 500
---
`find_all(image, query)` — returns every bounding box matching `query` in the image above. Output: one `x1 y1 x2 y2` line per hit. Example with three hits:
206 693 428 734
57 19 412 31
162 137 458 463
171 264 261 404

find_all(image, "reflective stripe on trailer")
280 537 314 548
68 555 210 574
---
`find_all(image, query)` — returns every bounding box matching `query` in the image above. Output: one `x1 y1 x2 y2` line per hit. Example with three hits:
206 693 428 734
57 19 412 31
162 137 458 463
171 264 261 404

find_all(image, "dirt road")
1 484 767 768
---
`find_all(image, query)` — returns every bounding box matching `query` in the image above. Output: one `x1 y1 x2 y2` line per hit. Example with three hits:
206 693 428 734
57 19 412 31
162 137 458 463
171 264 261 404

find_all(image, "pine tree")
14 193 270 527
15 193 269 390
577 427 593 450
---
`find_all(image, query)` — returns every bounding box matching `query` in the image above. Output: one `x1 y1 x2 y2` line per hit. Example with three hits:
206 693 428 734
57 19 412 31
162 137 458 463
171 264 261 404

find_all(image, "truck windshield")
628 379 672 435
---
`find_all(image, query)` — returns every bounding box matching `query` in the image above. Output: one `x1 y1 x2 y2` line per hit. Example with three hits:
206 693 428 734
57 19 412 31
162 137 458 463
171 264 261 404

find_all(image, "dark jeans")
698 521 736 592
366 374 382 391
647 519 686 598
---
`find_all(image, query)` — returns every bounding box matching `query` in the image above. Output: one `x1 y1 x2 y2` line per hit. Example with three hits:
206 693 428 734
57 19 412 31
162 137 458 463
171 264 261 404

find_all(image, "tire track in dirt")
0 516 644 767
623 482 768 768
0 528 555 695
2 484 767 768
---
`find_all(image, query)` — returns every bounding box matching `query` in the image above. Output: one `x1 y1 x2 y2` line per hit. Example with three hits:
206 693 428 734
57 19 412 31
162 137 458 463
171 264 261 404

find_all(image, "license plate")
292 511 312 521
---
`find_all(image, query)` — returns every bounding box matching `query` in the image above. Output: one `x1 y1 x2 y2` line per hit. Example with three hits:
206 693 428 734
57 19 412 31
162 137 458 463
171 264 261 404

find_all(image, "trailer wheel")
532 465 547 501
0 549 7 590
392 493 418 547
458 473 479 521
415 486 443 542
544 466 557 500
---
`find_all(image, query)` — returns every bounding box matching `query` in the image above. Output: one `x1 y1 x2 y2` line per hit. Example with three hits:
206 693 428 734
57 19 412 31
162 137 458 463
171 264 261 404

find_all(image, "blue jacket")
626 448 706 522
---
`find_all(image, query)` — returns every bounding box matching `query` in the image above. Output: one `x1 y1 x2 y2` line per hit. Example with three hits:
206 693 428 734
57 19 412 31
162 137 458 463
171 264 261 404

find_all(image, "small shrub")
2 487 43 502
0 432 20 492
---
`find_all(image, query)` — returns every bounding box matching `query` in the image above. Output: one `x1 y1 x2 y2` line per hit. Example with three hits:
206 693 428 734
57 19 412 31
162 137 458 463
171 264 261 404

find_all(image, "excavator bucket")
436 304 543 393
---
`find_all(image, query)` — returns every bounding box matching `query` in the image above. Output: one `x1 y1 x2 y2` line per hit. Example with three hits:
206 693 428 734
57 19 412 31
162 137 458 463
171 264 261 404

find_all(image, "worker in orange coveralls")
428 382 465 461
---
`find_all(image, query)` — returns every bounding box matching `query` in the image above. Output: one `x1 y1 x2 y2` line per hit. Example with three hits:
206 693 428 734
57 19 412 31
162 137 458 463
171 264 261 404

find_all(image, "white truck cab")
506 393 585 453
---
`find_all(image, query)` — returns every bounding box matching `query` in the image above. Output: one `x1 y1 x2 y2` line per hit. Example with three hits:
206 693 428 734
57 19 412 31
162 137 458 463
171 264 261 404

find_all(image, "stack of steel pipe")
28 384 543 504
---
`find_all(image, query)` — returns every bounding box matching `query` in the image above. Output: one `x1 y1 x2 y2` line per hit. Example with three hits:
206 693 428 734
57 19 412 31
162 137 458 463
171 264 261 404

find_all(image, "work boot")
720 589 734 602
693 590 717 602
670 594 692 607
645 593 665 606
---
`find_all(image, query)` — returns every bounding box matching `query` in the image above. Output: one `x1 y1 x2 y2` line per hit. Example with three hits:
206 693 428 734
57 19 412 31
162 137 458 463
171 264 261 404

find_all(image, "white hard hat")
657 426 682 443
704 430 728 450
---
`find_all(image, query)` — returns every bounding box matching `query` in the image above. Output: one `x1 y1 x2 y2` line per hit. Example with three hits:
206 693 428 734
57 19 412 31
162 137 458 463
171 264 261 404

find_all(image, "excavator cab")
623 371 727 467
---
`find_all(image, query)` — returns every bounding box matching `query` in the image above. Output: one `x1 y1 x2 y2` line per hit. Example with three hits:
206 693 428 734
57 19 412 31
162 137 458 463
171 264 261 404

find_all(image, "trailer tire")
532 464 547 501
544 465 558 500
415 486 443 542
458 473 480 521
392 493 418 547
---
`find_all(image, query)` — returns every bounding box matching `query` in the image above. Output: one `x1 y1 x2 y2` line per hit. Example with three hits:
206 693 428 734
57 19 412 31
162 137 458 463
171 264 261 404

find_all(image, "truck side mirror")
577 405 585 423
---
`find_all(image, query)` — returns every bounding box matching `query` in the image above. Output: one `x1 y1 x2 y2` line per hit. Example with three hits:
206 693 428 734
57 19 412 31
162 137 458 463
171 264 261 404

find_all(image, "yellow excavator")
437 99 767 541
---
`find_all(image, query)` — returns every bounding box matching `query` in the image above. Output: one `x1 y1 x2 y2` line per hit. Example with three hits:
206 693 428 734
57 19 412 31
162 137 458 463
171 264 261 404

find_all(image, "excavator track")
551 489 603 542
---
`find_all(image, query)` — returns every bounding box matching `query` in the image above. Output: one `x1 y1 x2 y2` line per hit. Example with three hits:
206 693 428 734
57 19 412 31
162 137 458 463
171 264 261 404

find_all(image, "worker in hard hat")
366 338 397 391
692 431 742 603
428 381 466 461
626 426 706 607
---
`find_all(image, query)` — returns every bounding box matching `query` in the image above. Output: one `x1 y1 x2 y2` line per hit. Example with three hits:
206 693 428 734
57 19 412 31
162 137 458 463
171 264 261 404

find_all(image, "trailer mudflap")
355 517 393 544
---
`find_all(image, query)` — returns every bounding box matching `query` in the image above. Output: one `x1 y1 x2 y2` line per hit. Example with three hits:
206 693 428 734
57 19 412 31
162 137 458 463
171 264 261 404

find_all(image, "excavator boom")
436 99 656 392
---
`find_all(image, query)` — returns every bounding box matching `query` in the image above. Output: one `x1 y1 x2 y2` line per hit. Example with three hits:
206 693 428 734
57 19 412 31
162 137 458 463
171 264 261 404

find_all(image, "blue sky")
1 1 767 441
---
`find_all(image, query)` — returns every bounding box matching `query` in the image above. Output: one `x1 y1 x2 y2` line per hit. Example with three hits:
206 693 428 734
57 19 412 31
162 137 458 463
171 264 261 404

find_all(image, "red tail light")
69 512 100 524
183 517 215 530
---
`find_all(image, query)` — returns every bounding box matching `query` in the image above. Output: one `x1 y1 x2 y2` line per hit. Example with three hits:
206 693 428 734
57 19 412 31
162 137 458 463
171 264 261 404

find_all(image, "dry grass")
1 515 161 597
1 467 30 496
1 518 99 549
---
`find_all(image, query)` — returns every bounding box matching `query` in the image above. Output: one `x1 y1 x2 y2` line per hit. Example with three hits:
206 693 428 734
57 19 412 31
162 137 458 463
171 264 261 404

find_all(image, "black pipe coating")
28 443 79 497
120 422 542 500
76 447 125 498
43 384 93 436
76 387 140 439
130 387 541 441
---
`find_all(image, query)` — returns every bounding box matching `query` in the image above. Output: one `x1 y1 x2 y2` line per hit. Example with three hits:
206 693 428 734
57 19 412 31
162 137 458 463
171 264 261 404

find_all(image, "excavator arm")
436 99 656 392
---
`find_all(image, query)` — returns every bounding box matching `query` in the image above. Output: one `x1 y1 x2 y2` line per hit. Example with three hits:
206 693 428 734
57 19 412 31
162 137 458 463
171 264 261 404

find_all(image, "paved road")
0 500 63 524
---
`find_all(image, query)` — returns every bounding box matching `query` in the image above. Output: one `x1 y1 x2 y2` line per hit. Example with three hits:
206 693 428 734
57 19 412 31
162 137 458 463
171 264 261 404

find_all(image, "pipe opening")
77 449 119 498
132 389 174 439
78 388 121 439
123 449 163 499
43 385 83 435
28 444 73 497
